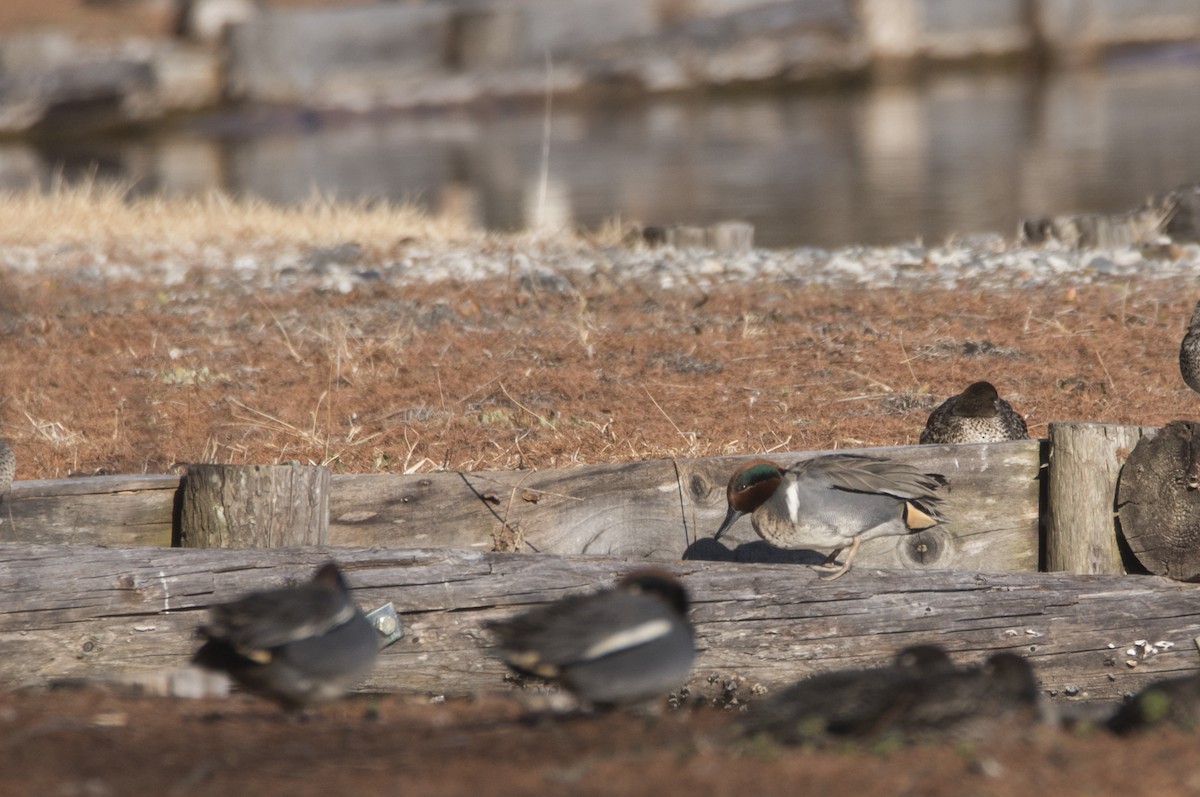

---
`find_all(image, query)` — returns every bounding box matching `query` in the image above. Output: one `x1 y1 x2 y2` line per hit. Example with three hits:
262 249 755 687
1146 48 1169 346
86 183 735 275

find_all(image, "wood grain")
328 440 1043 571
1 440 1043 571
180 463 330 548
1117 420 1200 581
2 543 1196 703
3 474 180 547
1047 422 1154 574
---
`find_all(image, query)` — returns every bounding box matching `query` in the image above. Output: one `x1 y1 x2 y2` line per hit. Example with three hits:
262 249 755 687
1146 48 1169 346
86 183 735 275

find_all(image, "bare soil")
4 263 1200 794
4 687 1200 797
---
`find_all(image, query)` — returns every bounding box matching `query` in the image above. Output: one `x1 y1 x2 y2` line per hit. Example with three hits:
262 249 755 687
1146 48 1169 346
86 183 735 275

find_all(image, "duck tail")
903 498 945 530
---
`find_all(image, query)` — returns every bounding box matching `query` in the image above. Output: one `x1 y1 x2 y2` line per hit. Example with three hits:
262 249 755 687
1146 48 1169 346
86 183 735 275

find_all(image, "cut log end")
1117 420 1200 582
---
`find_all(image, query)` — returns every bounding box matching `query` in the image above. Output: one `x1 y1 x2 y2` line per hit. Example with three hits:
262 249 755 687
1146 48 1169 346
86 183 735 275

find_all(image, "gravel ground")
4 233 1197 294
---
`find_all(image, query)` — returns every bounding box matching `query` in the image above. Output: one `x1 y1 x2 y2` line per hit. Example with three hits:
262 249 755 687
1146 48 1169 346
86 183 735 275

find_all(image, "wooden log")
1 543 1197 703
663 225 707 249
4 474 180 547
641 222 755 253
1046 422 1153 575
706 221 754 252
329 440 1041 572
180 463 330 548
1 441 1042 572
1117 420 1200 581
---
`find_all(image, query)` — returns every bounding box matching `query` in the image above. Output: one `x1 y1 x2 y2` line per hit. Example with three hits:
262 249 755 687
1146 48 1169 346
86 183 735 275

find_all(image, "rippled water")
5 50 1199 249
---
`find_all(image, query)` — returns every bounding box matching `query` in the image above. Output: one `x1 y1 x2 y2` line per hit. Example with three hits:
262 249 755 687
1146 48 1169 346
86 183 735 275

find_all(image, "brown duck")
919 381 1028 444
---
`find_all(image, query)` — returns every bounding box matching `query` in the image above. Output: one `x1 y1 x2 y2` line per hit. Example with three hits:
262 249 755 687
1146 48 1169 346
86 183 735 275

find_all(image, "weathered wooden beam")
326 440 1042 572
4 474 180 547
1046 422 1154 574
2 543 1197 703
2 440 1042 572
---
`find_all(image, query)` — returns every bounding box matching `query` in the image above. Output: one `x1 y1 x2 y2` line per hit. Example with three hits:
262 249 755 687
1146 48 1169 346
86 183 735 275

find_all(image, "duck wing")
788 454 947 510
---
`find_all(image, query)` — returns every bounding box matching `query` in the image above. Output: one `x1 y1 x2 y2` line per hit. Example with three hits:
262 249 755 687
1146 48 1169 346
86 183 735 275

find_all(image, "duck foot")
812 537 862 581
809 561 843 573
810 548 843 570
812 563 850 581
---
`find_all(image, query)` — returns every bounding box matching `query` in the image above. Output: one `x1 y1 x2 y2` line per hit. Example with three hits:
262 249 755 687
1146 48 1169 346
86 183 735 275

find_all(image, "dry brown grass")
0 181 480 252
0 256 1197 480
0 184 1194 480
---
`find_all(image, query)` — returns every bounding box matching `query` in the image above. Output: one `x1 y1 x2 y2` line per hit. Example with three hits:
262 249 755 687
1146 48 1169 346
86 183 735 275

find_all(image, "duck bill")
714 505 743 542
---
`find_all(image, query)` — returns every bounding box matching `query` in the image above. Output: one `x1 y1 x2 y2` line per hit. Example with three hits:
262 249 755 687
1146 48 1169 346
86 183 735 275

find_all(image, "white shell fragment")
1122 639 1174 662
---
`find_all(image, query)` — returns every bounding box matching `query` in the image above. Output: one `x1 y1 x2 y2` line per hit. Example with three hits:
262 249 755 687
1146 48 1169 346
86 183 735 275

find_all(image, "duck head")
714 459 784 541
982 652 1039 703
953 381 1001 417
893 644 955 675
311 561 350 593
618 568 690 617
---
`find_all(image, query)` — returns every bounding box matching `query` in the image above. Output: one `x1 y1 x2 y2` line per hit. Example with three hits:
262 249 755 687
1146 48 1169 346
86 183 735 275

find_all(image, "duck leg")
809 547 844 573
815 536 862 581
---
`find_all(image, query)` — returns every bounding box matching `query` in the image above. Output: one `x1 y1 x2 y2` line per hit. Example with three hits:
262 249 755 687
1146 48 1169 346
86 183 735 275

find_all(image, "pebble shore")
4 234 1198 294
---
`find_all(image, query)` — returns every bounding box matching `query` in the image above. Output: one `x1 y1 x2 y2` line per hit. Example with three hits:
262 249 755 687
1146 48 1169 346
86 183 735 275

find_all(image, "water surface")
6 54 1200 249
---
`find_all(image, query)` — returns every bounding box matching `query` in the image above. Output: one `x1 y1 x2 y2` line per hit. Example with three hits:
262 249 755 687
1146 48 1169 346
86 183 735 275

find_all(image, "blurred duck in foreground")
486 569 695 709
1107 672 1200 735
743 645 1046 747
192 562 380 711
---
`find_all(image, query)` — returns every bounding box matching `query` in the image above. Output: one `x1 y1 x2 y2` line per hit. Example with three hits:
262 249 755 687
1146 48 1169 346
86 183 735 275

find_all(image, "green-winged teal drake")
1181 300 1200 393
1107 672 1200 734
192 562 379 711
486 569 695 708
715 454 948 580
919 381 1028 444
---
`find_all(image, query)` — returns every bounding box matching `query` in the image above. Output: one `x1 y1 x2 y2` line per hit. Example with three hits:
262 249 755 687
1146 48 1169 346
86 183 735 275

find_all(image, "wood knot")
689 473 714 503
901 528 949 567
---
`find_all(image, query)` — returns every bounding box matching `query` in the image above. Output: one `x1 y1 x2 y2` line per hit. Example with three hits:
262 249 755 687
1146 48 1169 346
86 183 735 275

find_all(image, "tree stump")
1117 420 1200 581
1046 421 1151 575
180 463 330 548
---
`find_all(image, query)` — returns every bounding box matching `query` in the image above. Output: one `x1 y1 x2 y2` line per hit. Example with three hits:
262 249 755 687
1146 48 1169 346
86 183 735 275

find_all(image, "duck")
1107 672 1200 734
192 561 380 711
715 453 948 580
0 438 13 498
919 381 1028 444
887 652 1044 743
1180 300 1200 394
742 645 957 744
485 569 695 708
744 647 1043 747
